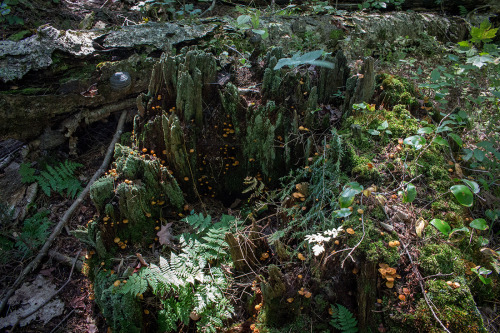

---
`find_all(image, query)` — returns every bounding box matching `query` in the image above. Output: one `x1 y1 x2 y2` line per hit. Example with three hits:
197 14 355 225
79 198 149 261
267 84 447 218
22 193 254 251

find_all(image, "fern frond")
25 160 83 198
330 304 358 333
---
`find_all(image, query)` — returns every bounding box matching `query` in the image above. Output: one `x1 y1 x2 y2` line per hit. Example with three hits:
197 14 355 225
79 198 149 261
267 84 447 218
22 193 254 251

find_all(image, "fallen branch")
10 250 81 332
402 241 451 333
0 110 128 314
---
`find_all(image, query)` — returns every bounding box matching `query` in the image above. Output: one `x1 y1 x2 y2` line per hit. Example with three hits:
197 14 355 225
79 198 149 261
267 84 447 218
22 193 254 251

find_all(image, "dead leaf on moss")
415 218 426 237
157 222 174 246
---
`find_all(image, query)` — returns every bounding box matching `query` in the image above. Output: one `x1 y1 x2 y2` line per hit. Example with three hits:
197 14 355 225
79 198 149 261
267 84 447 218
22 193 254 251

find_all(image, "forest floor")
1 1 499 333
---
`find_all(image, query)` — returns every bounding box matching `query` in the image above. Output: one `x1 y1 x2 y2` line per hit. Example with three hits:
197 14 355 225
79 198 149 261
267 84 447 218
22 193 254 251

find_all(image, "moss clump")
419 243 466 276
88 144 184 249
350 155 382 184
410 278 486 333
377 74 418 109
345 217 399 266
92 270 143 333
90 176 115 214
259 265 298 328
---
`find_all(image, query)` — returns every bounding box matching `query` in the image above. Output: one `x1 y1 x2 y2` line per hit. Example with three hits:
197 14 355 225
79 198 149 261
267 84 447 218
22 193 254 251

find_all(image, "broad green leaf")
430 218 451 236
430 69 441 82
403 135 426 150
467 54 494 68
298 50 323 62
402 183 416 203
476 141 495 154
339 183 362 208
433 136 449 147
368 129 380 136
473 148 485 162
450 185 473 207
236 15 251 26
332 208 352 218
417 127 433 134
471 266 492 284
339 195 355 208
378 120 389 130
436 125 452 133
470 218 488 230
462 179 480 194
447 133 462 147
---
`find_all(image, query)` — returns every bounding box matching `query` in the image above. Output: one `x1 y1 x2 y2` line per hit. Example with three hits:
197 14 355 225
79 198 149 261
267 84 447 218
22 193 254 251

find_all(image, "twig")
341 195 366 268
375 174 423 196
199 0 216 17
0 110 128 314
11 250 81 332
49 309 75 333
401 241 451 333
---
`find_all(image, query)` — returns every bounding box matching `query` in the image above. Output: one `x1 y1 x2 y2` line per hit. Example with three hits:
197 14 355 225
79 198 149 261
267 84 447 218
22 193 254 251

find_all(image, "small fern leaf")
330 304 358 333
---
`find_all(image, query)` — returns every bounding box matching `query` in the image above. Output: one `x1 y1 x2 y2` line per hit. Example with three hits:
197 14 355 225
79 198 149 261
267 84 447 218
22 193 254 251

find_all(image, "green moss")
90 176 115 213
351 155 382 184
345 218 399 266
419 243 466 276
410 278 486 333
93 270 143 333
377 74 418 109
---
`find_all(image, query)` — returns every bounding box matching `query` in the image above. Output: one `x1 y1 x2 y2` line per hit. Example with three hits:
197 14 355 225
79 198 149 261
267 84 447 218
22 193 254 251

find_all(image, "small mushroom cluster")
378 263 401 288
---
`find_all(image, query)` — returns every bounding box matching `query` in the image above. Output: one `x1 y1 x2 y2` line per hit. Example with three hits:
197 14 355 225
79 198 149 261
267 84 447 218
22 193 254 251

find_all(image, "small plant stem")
401 241 451 333
341 195 365 268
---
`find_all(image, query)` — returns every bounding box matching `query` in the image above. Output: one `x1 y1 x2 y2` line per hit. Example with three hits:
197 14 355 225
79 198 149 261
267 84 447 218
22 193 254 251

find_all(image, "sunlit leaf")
470 218 488 230
417 127 433 134
450 185 473 207
433 136 449 147
403 135 426 150
332 208 352 218
462 179 480 194
430 218 451 236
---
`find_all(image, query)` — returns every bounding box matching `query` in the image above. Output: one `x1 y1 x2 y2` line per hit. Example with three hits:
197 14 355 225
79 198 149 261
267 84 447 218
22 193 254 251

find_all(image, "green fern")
20 160 83 198
115 213 236 332
15 210 52 256
330 304 358 333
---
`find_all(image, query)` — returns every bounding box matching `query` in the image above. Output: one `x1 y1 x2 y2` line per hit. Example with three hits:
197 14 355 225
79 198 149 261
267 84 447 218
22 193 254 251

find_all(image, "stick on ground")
0 110 128 314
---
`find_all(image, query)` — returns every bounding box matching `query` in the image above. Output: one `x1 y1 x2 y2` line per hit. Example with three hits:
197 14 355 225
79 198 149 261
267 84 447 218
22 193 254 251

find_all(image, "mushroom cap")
110 71 131 91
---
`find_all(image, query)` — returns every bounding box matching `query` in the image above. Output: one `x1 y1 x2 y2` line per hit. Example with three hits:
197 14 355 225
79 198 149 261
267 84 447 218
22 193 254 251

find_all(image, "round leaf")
333 208 352 218
433 136 449 147
462 179 480 194
450 185 473 207
402 183 416 203
417 127 433 134
470 218 488 230
430 218 451 236
403 135 426 150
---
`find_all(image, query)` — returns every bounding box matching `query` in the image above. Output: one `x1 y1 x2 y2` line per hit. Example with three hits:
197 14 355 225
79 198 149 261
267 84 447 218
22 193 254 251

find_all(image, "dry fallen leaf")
415 218 426 237
455 163 464 178
157 222 174 246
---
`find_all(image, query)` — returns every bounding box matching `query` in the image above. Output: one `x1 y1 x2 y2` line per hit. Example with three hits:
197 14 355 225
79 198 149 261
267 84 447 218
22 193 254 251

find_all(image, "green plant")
234 10 268 39
277 130 346 241
359 0 404 10
274 50 334 70
471 266 492 285
15 210 52 256
329 303 358 333
116 215 235 332
0 0 24 25
20 160 83 198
